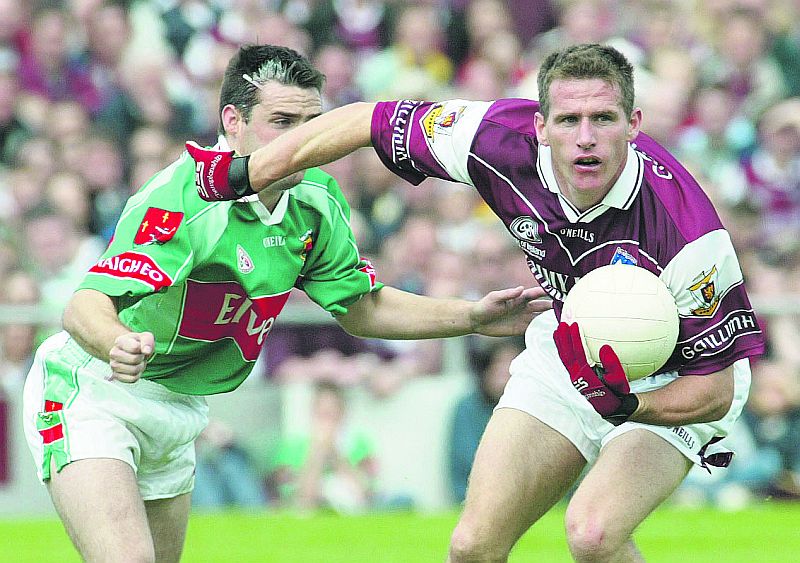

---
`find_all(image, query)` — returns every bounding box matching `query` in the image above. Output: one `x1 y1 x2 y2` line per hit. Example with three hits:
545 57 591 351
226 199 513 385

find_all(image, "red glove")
553 322 639 426
185 141 255 201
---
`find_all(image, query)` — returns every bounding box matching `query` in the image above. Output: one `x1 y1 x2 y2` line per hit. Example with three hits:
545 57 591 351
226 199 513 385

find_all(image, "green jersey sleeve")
292 170 383 316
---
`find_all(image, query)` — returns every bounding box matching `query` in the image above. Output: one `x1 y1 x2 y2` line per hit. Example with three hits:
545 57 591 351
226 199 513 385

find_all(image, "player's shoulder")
290 167 350 211
633 132 723 239
482 98 540 135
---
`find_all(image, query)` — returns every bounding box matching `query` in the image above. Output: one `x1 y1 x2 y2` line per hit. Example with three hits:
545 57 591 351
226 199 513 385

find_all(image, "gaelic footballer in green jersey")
76 139 380 396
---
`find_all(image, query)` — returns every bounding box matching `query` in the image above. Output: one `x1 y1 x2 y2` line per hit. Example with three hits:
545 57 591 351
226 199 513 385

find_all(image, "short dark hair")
218 44 325 133
537 43 635 118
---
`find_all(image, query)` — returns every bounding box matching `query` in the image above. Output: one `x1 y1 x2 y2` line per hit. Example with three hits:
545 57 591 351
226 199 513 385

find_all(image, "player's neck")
257 190 282 212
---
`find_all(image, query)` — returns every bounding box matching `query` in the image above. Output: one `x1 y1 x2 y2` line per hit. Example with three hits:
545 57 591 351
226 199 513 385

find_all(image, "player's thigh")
567 429 691 542
145 492 192 563
48 457 154 563
457 407 586 545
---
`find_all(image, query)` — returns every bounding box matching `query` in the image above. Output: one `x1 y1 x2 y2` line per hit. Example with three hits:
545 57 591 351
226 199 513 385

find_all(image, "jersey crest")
299 229 314 262
134 207 184 245
237 244 254 274
687 266 720 317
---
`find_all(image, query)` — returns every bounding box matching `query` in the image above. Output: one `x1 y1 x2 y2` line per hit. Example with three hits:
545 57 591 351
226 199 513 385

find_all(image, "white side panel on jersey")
422 100 492 186
660 229 745 318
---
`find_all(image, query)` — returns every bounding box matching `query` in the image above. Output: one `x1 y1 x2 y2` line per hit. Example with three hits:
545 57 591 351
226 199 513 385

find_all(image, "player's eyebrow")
268 110 324 123
271 109 323 119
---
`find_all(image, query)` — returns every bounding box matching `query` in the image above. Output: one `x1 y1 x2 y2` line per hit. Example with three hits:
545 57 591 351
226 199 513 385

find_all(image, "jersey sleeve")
370 99 492 187
295 175 383 315
661 229 765 375
78 155 201 297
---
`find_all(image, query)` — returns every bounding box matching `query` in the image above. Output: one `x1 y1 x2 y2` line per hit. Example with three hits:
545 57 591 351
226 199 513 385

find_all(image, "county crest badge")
237 244 254 274
134 208 184 245
688 266 720 317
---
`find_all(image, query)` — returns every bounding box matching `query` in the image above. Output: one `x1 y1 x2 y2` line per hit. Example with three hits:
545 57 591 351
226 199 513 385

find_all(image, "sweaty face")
225 81 323 194
534 78 641 211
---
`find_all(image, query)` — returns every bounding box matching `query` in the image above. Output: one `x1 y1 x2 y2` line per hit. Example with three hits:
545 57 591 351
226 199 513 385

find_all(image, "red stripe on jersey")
40 423 63 445
44 400 63 412
358 258 377 289
88 251 173 291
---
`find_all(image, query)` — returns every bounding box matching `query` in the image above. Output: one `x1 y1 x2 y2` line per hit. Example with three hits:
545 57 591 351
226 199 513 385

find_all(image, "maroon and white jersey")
371 99 765 375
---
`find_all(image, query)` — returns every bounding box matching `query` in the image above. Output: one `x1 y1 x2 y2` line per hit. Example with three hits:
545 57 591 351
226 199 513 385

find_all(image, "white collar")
216 135 290 226
537 143 643 222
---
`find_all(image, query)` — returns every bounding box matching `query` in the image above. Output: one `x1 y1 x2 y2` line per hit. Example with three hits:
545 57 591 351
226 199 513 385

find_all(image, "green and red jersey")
71 147 380 395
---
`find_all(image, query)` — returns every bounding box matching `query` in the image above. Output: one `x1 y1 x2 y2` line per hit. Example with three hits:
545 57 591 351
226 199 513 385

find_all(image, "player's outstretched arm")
63 289 154 383
336 285 551 340
187 102 376 201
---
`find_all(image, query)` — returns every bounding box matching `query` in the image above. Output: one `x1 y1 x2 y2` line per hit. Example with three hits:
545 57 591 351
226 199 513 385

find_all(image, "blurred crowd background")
1 0 800 514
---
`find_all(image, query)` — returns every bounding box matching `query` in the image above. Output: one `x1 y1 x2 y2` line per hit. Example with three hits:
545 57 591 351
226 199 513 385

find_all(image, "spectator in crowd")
737 97 800 260
75 133 129 238
313 43 362 110
43 171 93 233
22 204 105 317
357 3 453 100
17 5 99 112
269 381 379 513
742 356 800 498
283 0 397 56
770 0 800 97
448 336 524 505
0 63 32 166
192 419 268 509
528 0 621 65
674 84 756 204
0 269 41 395
698 6 787 122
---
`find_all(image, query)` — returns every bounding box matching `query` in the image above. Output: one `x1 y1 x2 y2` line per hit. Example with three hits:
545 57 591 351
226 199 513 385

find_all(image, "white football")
561 264 679 381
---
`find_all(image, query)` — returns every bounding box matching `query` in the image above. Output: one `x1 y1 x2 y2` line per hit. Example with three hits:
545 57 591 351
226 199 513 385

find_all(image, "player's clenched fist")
185 141 255 201
107 332 155 383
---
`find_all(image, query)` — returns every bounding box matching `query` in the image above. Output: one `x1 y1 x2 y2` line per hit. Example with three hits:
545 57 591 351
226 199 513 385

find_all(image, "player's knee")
564 512 623 562
448 522 509 562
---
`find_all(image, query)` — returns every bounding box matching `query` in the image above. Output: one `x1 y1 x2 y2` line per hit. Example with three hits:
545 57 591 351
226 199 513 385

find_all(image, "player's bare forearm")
248 102 376 193
630 365 735 425
336 286 551 340
62 289 133 362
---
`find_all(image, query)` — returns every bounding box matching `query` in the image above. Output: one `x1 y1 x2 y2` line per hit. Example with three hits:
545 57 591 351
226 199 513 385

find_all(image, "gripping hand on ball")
185 141 255 201
553 322 640 425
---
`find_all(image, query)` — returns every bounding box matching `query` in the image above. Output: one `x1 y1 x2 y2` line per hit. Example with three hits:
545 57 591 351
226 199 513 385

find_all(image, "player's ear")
534 111 549 146
627 107 643 141
221 104 243 136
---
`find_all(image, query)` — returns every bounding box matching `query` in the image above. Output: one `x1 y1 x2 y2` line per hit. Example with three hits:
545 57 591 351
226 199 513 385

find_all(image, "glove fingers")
553 322 574 368
599 345 630 394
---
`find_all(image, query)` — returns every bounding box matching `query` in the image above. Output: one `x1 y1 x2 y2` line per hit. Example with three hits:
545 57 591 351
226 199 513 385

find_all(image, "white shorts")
497 311 751 468
23 332 209 500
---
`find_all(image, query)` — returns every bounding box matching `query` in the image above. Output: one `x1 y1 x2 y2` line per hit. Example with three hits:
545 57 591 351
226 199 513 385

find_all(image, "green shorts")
23 332 209 500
